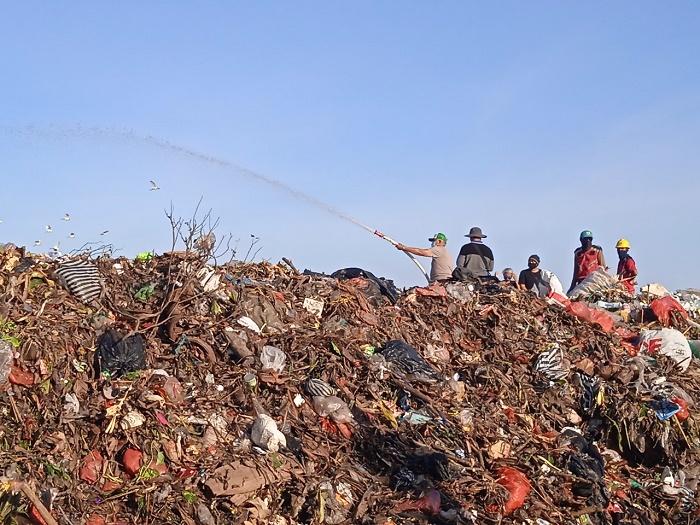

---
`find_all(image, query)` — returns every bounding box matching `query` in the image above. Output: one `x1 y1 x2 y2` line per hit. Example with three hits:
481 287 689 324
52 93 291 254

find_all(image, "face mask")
528 262 538 269
618 249 628 258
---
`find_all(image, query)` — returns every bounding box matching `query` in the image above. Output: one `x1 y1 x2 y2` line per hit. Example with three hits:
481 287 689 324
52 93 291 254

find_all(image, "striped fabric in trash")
55 259 102 302
535 343 568 381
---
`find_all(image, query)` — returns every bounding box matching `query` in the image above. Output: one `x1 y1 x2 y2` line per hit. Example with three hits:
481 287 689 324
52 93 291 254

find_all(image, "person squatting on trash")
501 268 518 287
519 255 547 296
569 230 607 293
615 238 638 295
453 227 494 281
396 232 453 284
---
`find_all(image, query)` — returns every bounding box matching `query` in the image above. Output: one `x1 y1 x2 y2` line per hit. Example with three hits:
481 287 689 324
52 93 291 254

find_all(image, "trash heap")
1 246 700 525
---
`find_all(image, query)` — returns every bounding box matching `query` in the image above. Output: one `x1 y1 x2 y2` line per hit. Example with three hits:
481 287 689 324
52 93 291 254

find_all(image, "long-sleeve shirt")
456 242 494 278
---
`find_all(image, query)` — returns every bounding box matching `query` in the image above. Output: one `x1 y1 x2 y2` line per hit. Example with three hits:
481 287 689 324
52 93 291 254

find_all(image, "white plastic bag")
260 345 286 373
568 268 619 299
638 328 692 372
251 414 287 452
541 269 564 296
237 316 261 334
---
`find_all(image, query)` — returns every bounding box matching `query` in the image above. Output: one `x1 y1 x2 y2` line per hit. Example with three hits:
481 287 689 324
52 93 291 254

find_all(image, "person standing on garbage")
568 230 607 293
396 233 453 284
518 255 547 295
454 227 494 280
615 239 638 295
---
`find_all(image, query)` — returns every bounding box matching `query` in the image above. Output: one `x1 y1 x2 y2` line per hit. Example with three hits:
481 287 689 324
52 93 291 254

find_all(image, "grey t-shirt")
429 245 453 281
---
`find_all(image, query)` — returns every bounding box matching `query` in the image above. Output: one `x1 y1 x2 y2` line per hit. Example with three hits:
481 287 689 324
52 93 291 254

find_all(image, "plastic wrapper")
251 414 286 452
162 376 185 405
260 345 286 373
312 395 354 424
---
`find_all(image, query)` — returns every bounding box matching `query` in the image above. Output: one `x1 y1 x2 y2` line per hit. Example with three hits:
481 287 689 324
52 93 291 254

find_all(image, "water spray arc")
3 124 431 283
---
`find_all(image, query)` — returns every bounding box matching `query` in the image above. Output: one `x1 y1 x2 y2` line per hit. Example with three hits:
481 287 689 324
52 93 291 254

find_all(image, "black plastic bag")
379 339 442 383
330 267 400 305
97 329 146 378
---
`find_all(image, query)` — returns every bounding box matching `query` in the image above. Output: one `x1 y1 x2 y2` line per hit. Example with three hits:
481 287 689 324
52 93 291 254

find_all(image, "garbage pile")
1 245 700 525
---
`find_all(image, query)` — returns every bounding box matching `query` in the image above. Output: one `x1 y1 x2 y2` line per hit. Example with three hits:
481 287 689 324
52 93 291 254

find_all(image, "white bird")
100 230 109 236
149 180 160 191
45 225 52 233
34 240 41 246
52 242 60 252
62 213 70 221
69 233 75 238
0 219 3 224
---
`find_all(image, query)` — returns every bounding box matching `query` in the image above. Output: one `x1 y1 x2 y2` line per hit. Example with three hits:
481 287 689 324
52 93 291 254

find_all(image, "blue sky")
1 2 699 290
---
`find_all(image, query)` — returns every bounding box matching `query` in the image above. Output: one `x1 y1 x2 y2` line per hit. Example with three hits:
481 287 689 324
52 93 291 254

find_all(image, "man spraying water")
395 232 453 284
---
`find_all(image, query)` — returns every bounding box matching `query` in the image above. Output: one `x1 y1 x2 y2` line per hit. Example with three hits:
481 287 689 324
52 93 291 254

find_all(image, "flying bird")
100 230 109 236
62 213 70 221
34 240 41 246
69 233 75 238
149 180 160 191
52 242 60 252
0 219 3 224
45 225 52 233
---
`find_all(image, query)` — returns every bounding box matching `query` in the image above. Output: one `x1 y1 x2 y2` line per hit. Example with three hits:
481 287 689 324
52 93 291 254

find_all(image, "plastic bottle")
595 301 622 310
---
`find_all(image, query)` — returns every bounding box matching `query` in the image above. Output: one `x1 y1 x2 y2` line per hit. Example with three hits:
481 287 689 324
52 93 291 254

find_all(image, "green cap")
580 230 593 239
428 233 447 242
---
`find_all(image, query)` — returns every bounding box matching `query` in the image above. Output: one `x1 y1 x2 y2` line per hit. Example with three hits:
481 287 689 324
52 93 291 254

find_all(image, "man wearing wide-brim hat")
454 226 494 280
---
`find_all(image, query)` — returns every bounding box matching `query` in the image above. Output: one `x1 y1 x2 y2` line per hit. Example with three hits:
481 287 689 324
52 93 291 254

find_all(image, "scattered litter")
0 245 698 524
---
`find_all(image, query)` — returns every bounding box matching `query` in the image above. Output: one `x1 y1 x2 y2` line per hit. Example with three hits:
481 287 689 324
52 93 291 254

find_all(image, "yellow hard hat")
616 238 631 249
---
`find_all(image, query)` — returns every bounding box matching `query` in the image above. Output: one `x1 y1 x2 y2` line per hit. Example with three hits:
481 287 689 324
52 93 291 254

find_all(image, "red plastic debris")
9 365 34 386
615 327 639 340
673 398 690 421
394 488 441 515
566 302 614 332
497 467 531 515
79 450 104 484
101 479 123 493
148 459 169 476
175 466 198 479
650 296 688 327
28 505 49 525
121 448 143 477
621 340 638 357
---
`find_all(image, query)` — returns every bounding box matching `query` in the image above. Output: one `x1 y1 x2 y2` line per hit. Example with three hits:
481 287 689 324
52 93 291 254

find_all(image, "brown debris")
0 246 699 524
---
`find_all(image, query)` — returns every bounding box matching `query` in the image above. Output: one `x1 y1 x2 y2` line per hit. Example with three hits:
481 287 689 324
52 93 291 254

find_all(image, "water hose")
372 230 431 284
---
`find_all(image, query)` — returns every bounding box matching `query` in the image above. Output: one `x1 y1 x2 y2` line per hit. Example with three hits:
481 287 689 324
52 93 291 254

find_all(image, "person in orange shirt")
615 238 638 295
568 230 606 293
